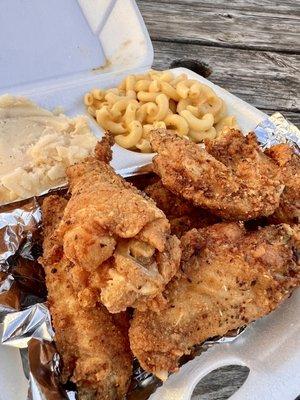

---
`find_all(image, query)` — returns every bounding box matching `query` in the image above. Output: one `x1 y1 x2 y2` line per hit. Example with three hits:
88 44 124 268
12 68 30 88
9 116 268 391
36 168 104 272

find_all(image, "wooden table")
138 0 299 127
137 1 300 398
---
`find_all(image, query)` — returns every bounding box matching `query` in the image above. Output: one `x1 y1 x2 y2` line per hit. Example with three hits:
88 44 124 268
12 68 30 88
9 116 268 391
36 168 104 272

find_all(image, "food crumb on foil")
0 112 299 400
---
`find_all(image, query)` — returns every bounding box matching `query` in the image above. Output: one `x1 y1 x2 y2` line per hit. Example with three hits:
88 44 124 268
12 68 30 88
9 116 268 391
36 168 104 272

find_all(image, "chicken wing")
149 129 284 220
40 195 132 399
266 144 300 224
129 222 300 377
145 179 219 237
55 135 181 313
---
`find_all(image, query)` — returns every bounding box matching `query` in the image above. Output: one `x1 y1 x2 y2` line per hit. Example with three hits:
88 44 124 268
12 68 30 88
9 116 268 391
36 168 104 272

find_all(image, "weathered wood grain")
151 40 300 113
139 0 298 14
137 1 300 52
192 365 250 400
273 111 300 127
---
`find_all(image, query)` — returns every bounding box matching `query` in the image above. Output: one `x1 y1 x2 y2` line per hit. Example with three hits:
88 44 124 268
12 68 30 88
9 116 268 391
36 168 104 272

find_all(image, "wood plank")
273 111 300 127
151 40 300 112
137 1 300 52
192 365 249 400
139 0 298 14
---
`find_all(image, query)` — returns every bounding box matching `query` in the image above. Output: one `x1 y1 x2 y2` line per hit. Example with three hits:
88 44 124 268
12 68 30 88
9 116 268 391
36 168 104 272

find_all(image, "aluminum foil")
254 112 300 153
2 303 54 348
0 274 18 320
0 196 73 400
27 339 72 400
0 113 299 400
0 198 41 268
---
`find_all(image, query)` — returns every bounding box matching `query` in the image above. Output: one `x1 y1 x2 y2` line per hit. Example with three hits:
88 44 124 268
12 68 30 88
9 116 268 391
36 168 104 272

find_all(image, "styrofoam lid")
0 0 153 90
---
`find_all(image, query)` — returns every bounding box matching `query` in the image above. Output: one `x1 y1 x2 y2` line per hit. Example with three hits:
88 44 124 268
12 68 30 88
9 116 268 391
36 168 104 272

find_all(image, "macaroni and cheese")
85 70 239 152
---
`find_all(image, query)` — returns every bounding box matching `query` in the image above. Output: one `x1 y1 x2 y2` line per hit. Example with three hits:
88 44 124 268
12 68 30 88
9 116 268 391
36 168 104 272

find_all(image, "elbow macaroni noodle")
84 70 240 152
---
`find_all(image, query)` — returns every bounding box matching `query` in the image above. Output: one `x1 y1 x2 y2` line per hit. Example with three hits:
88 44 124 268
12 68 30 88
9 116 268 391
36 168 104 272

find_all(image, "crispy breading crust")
149 129 284 221
54 136 181 313
266 144 300 224
145 179 219 237
40 195 132 400
129 223 300 376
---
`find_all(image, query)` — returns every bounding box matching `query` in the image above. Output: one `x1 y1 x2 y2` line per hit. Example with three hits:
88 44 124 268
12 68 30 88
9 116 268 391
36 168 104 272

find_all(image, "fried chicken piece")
55 135 181 313
149 129 284 220
40 195 132 400
127 173 158 191
145 180 219 237
129 222 300 377
266 144 300 224
145 179 192 217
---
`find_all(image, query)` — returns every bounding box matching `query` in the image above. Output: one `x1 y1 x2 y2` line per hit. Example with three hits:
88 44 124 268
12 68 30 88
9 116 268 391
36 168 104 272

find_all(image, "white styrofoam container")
0 1 299 400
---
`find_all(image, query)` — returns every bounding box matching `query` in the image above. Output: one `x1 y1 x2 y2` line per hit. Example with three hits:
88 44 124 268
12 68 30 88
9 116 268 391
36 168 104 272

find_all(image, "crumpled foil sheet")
0 113 299 400
0 274 17 320
0 198 41 268
27 339 71 400
254 112 300 153
2 303 54 348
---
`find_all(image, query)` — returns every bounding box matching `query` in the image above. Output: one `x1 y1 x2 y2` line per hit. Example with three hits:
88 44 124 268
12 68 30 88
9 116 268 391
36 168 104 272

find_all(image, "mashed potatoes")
0 95 97 204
